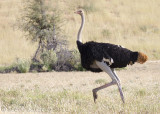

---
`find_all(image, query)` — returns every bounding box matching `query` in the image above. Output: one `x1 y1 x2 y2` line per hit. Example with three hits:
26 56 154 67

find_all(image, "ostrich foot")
92 90 98 103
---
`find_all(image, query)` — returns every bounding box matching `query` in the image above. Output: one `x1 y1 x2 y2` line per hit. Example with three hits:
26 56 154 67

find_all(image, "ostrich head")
74 9 84 16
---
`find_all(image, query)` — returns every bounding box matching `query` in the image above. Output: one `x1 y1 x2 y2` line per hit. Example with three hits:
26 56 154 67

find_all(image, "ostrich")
74 9 148 103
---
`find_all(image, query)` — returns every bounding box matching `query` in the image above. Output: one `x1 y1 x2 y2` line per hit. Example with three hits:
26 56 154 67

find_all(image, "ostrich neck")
77 14 85 43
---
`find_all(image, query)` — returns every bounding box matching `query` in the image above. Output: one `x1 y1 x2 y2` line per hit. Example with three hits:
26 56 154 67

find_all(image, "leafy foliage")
19 0 65 62
20 0 61 42
16 59 31 73
40 50 57 71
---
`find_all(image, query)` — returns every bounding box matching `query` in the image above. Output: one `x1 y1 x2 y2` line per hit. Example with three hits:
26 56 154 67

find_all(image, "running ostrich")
74 9 148 103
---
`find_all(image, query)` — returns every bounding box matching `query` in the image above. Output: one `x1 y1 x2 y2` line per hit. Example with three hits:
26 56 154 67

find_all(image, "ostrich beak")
74 11 81 14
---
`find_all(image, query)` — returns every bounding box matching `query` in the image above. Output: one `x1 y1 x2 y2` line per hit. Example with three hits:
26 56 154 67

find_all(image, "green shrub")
40 50 57 71
69 50 86 71
0 65 16 73
75 63 86 71
16 59 31 73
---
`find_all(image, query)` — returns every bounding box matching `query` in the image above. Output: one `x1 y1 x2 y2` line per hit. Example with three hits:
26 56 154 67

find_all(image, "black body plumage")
77 41 138 72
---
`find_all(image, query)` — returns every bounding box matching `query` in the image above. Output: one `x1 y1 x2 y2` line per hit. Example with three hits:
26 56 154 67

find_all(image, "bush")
16 59 31 73
0 59 31 73
0 52 84 73
40 50 57 71
0 65 17 73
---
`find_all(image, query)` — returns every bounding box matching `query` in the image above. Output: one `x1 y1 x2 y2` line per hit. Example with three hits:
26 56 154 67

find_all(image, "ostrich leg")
92 81 116 103
92 61 125 103
111 68 125 103
111 68 121 83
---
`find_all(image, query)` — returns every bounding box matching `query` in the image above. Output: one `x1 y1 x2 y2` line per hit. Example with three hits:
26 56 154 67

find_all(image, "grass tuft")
95 79 107 84
136 88 146 97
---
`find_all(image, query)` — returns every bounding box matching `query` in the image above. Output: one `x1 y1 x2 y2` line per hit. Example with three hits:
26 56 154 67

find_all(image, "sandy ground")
0 61 160 92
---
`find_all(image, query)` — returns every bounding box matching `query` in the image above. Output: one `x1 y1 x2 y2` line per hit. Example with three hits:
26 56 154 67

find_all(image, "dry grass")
0 61 160 113
0 0 37 65
0 0 160 65
65 0 160 59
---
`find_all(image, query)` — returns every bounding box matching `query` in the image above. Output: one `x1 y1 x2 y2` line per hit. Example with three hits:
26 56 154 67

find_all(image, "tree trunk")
32 38 42 62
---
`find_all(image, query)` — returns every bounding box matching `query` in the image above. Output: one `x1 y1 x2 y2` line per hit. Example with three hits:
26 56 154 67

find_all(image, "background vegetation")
0 0 160 67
